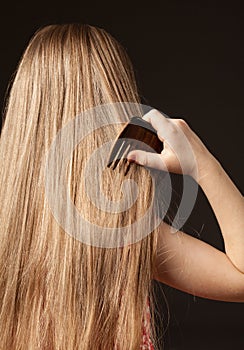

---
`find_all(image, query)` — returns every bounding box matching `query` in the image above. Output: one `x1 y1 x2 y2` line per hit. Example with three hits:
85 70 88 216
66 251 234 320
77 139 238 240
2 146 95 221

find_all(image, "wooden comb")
106 116 164 175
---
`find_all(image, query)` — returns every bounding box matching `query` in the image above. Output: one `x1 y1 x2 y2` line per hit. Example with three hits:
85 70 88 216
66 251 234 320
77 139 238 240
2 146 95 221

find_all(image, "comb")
107 116 164 175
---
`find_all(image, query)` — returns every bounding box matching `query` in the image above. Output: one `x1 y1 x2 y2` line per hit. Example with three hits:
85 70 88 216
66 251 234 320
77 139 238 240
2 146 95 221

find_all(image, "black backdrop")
1 1 243 349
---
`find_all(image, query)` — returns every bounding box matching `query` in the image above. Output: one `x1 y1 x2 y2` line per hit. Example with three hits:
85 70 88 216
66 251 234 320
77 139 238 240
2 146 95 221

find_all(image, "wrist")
194 150 221 185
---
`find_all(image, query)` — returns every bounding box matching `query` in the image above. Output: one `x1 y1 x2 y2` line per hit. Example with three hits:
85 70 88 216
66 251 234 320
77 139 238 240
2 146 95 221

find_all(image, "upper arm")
153 221 244 302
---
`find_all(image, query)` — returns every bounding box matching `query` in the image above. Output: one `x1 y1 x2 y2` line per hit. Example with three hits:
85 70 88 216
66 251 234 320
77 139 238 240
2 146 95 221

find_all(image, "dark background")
1 1 243 349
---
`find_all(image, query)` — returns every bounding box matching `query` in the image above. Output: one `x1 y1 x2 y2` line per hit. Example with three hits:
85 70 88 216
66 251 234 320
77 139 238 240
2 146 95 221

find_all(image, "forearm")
197 153 244 273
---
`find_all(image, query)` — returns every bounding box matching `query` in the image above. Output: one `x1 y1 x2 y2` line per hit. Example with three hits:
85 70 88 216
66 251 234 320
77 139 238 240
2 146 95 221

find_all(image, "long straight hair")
0 23 163 349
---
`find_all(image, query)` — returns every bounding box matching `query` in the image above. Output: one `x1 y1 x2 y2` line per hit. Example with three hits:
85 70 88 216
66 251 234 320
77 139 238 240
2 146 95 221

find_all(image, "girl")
0 23 243 350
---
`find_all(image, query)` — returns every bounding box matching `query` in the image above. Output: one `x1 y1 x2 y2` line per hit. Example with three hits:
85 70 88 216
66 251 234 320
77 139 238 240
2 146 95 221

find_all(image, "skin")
127 109 244 303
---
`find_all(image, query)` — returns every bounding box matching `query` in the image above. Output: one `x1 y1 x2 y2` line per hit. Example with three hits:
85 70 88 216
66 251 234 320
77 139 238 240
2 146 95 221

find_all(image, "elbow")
226 253 244 274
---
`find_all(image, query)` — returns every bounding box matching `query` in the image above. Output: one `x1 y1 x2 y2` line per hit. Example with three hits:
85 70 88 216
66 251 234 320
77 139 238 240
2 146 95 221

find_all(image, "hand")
126 109 215 183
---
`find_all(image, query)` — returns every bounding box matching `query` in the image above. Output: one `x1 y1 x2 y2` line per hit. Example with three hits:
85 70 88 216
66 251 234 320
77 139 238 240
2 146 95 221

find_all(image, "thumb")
127 150 167 171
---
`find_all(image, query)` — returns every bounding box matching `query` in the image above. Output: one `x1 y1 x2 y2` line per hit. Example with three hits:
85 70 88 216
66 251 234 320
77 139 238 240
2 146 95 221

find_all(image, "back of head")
0 24 161 349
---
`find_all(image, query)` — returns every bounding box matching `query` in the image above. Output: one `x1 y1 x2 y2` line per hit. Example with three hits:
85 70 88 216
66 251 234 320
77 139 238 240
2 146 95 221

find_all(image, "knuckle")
175 118 188 127
171 119 189 134
167 123 177 135
141 153 149 166
142 154 148 166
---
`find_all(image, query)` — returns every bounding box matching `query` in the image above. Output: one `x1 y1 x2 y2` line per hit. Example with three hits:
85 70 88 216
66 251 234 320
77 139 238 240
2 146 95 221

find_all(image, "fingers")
127 150 167 171
142 109 169 123
142 110 189 148
142 109 172 142
126 109 195 175
126 110 175 171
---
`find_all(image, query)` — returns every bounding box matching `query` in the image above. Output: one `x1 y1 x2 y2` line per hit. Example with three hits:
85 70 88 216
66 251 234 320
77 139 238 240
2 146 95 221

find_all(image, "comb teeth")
108 140 131 170
108 139 125 170
119 143 132 175
124 159 132 176
107 116 164 175
107 139 123 169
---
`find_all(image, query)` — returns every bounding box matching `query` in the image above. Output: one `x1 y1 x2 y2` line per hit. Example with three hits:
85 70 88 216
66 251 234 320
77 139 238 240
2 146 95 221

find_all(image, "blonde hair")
0 23 164 349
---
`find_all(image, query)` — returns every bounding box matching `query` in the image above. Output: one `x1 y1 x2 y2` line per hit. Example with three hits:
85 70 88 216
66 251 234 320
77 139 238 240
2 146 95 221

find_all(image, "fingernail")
127 153 136 162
